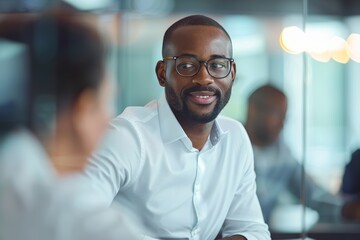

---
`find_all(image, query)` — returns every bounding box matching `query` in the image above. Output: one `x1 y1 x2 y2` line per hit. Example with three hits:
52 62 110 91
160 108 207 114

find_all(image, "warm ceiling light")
305 33 330 62
279 26 306 54
280 26 355 63
328 36 349 64
347 33 360 63
308 51 331 63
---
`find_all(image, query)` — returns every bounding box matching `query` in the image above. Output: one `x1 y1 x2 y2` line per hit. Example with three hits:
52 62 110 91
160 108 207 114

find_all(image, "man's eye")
178 63 196 69
210 62 226 69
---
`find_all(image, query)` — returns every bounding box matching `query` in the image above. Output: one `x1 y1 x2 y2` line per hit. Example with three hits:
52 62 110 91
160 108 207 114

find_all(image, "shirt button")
191 228 199 236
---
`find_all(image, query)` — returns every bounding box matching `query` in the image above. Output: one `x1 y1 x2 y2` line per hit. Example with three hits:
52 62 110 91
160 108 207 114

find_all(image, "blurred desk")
268 199 360 239
271 222 360 240
308 222 360 240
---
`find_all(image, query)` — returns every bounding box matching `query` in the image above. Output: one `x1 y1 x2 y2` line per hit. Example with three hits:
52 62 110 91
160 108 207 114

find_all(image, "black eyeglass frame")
163 55 234 79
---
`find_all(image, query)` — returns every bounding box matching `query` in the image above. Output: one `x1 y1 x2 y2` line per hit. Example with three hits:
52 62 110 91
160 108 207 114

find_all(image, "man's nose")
192 64 214 85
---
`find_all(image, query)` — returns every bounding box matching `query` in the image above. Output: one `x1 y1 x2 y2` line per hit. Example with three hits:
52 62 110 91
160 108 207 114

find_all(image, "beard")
165 84 232 124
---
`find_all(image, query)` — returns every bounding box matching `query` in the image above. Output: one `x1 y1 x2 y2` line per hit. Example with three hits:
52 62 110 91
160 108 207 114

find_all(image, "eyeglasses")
163 55 234 79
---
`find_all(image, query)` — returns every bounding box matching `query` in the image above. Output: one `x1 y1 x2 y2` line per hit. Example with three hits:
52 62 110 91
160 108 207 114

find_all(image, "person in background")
0 4 141 240
340 149 360 221
244 84 337 224
80 15 270 240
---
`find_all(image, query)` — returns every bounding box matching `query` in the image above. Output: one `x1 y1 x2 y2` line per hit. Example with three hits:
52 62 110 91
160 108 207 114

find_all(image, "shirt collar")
210 119 225 146
158 94 188 144
157 94 226 147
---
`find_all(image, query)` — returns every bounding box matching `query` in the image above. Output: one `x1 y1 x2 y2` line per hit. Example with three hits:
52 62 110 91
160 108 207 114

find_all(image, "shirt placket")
190 151 205 240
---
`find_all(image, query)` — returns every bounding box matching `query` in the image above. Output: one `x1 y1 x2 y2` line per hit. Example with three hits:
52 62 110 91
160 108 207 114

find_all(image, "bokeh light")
305 32 331 62
347 33 360 63
280 26 356 64
279 26 306 54
328 36 349 64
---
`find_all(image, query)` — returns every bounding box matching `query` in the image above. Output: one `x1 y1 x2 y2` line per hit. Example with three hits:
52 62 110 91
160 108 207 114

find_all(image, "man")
82 15 270 240
244 84 335 223
0 5 140 240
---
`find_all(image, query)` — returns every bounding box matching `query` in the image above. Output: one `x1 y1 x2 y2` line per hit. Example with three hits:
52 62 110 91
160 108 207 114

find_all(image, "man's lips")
188 91 217 105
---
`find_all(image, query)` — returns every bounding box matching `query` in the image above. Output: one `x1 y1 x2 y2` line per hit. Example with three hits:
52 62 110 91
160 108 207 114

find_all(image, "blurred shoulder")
110 100 159 129
351 149 360 161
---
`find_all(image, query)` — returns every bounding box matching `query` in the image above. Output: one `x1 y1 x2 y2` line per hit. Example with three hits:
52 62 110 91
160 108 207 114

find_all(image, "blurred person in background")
0 4 141 240
244 84 340 226
80 14 270 240
340 149 360 221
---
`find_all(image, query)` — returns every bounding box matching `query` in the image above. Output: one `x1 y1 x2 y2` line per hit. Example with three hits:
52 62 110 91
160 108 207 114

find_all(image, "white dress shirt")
0 129 141 240
83 95 270 240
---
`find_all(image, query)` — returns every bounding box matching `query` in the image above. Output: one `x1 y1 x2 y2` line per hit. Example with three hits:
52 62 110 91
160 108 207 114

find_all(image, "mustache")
182 85 220 96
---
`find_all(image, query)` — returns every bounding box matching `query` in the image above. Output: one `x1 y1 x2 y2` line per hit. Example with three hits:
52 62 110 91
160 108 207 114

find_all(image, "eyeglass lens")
175 56 231 78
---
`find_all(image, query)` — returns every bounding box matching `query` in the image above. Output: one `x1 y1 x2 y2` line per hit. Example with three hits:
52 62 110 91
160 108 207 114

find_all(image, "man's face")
159 25 235 124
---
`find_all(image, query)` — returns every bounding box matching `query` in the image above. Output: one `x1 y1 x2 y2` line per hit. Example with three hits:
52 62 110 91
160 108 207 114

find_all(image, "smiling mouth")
188 91 217 105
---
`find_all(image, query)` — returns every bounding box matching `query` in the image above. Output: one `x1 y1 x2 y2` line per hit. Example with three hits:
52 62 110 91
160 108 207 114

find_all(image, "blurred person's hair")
0 4 106 136
248 84 286 105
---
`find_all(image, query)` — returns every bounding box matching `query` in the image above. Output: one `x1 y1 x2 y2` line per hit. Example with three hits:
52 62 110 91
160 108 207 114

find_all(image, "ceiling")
0 0 360 17
125 0 360 17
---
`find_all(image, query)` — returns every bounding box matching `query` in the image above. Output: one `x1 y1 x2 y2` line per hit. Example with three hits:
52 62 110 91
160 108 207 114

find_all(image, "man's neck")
44 133 86 175
180 120 214 150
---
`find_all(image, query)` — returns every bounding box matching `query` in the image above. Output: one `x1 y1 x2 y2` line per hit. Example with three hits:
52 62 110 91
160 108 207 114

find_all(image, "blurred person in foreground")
244 84 340 225
0 5 141 240
80 15 270 240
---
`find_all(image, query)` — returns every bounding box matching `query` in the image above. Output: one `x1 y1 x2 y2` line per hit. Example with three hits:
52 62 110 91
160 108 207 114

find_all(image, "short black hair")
162 15 232 58
0 6 106 133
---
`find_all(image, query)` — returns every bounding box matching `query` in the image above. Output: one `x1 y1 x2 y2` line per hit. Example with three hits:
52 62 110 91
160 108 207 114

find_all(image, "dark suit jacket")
341 149 360 194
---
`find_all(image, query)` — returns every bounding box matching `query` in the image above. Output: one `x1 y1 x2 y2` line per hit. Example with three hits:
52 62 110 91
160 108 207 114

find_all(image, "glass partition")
303 1 360 239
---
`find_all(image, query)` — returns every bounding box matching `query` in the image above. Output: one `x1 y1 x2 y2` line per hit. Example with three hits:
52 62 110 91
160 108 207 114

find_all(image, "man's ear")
231 62 236 82
155 60 166 87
